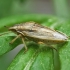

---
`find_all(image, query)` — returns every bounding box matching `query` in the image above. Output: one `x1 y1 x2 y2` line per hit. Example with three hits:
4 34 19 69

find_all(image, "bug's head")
9 26 17 32
9 21 36 32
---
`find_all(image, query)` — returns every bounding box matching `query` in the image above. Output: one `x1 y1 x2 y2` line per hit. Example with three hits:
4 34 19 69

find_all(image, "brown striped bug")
0 21 69 51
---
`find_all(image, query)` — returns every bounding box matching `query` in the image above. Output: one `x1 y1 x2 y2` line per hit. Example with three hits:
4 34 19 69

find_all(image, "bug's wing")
9 21 68 41
22 27 68 41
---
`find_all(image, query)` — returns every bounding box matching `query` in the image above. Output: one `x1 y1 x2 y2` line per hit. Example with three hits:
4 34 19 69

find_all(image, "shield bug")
1 21 68 51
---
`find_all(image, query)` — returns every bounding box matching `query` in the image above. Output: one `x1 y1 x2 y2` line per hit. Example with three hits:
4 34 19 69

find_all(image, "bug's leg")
10 34 21 44
48 45 57 51
22 38 27 52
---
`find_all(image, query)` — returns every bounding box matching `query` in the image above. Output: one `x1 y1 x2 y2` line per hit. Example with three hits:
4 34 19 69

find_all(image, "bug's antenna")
0 26 11 36
4 25 9 28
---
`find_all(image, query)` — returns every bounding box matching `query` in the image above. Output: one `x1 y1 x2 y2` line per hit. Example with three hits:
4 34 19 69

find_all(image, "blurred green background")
0 0 69 70
0 0 69 19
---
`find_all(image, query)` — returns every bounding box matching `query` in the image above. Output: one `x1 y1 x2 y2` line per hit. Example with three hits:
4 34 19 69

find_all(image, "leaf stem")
53 46 61 70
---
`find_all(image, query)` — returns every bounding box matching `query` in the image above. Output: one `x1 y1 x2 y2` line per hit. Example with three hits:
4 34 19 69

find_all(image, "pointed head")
9 26 18 32
9 21 36 33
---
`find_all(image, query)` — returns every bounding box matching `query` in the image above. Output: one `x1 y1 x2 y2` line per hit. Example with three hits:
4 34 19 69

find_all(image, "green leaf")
7 44 53 70
58 21 70 70
0 32 22 56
